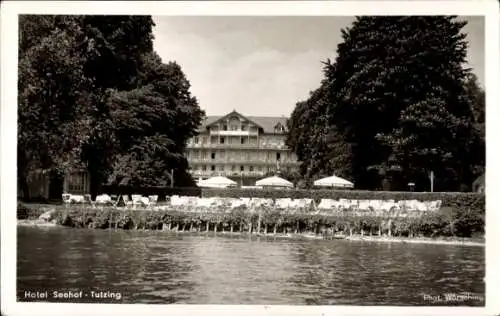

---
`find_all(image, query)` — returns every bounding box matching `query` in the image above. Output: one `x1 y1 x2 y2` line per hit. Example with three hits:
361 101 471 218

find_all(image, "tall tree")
328 16 475 191
286 63 353 186
18 15 203 198
107 54 204 187
18 15 94 197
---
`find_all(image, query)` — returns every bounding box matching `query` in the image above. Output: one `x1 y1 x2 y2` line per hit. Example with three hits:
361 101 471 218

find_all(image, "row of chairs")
61 193 443 212
62 193 159 208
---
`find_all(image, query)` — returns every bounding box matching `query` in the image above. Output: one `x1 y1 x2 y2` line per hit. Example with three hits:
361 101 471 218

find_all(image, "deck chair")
83 194 96 208
122 195 134 209
131 194 143 209
148 195 159 209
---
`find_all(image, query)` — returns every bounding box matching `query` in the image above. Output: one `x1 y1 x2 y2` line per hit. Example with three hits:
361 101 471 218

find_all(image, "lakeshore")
17 202 484 247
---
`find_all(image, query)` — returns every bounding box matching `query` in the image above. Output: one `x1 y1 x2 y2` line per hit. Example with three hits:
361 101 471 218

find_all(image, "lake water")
17 226 485 305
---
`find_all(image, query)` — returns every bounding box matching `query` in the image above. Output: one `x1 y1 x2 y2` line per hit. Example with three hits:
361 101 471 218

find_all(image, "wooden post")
249 222 252 234
265 224 268 235
273 223 277 235
168 223 172 230
206 222 209 232
257 211 261 234
430 170 434 193
230 223 234 234
295 221 299 234
214 223 217 234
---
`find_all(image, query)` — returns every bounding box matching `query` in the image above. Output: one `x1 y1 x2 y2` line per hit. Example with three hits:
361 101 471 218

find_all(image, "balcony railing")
186 143 291 150
187 158 300 166
189 170 266 177
209 130 259 136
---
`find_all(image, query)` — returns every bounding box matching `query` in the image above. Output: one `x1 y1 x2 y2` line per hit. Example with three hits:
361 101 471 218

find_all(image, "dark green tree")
286 63 353 186
291 16 479 191
18 15 94 197
107 54 204 187
18 15 203 198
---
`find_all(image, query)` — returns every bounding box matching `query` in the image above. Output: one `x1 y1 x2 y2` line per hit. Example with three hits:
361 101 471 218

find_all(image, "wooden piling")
206 222 209 232
248 223 252 234
257 211 261 234
273 224 277 235
230 223 234 234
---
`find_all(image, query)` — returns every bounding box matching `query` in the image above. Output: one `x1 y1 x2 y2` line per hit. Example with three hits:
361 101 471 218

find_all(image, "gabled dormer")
274 122 286 133
205 110 264 134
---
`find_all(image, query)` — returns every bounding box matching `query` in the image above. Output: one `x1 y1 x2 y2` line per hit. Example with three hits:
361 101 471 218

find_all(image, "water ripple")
17 227 484 305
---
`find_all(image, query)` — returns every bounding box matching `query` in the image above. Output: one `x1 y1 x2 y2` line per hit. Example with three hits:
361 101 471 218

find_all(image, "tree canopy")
18 15 204 197
286 16 485 192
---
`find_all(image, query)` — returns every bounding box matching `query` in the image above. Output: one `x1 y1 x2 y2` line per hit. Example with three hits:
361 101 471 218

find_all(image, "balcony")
186 143 291 150
188 158 300 166
209 130 258 136
189 170 266 178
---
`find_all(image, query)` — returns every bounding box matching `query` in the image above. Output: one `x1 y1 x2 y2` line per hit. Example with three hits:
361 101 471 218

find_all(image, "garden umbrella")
313 175 354 188
255 176 293 188
198 176 237 188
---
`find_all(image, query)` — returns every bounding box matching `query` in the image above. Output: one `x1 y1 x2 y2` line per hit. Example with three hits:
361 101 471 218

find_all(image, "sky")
152 16 484 117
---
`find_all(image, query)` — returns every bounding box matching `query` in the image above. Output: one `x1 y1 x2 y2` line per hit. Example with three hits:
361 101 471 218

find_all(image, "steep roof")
197 112 289 134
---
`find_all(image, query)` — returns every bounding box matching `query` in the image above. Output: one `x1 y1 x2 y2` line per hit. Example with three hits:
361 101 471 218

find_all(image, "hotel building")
186 110 300 186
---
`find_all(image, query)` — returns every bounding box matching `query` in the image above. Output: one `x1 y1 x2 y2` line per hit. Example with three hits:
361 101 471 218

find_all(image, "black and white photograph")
1 1 499 316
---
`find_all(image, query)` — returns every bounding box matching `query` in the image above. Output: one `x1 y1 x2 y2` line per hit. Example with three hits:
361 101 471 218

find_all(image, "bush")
201 188 484 210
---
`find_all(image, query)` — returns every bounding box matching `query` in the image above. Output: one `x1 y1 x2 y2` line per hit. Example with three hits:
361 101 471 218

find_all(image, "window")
241 138 246 145
202 165 207 171
250 137 256 144
211 165 215 171
249 166 254 172
231 165 236 171
257 166 262 172
276 153 281 161
274 123 285 133
230 125 238 131
220 151 225 158
211 152 215 159
194 137 199 144
240 166 244 171
241 123 248 131
220 137 225 144
223 124 228 131
219 165 224 171
202 151 207 159
68 172 85 193
202 136 207 144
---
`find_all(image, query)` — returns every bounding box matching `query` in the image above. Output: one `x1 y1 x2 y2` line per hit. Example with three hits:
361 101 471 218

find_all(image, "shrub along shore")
18 189 485 245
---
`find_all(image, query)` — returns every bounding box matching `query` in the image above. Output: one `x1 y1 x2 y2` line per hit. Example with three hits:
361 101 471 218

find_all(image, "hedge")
200 188 485 211
18 204 484 239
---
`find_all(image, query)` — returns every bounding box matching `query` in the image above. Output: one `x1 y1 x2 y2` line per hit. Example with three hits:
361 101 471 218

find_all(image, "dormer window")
274 123 285 133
